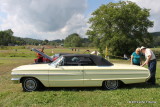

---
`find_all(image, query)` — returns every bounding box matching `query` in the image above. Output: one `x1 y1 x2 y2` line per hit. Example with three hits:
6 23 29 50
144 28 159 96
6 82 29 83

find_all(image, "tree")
0 29 14 46
42 39 49 45
0 29 27 46
64 33 82 47
86 1 153 56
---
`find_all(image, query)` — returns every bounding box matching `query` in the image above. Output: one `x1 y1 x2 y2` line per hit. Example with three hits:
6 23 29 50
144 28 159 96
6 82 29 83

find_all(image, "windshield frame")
50 56 63 67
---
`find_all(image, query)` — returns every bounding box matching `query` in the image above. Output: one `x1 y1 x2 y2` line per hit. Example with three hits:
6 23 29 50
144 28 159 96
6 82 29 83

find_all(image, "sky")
0 0 160 40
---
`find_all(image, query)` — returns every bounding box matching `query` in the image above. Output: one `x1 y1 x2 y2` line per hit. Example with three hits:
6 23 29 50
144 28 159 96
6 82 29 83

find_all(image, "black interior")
61 56 96 66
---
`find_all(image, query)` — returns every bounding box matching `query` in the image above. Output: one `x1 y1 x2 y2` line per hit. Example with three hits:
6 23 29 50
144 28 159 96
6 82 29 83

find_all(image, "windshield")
50 56 63 66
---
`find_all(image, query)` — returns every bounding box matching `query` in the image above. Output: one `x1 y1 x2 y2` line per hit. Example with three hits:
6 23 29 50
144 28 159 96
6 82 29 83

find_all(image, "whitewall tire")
22 78 40 92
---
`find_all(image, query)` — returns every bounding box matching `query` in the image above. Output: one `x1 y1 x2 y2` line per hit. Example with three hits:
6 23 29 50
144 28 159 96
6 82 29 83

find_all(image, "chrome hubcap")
106 80 118 89
25 80 36 90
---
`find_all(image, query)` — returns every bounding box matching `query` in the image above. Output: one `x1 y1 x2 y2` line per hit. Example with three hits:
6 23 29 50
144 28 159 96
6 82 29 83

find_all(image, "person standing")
141 46 157 85
37 47 44 63
131 48 142 66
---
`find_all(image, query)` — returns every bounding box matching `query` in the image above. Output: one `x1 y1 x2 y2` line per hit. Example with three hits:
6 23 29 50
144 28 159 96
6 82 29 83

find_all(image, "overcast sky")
0 0 159 40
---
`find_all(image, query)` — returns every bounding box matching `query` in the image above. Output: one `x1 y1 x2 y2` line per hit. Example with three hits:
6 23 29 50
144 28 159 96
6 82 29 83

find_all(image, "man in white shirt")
141 46 157 85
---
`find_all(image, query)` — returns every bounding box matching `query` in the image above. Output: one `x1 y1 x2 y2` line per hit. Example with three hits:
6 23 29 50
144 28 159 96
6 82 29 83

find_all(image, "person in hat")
131 48 142 66
141 46 157 85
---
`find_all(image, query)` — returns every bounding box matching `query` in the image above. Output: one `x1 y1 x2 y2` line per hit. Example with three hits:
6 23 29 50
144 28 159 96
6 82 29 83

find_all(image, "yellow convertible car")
11 54 150 92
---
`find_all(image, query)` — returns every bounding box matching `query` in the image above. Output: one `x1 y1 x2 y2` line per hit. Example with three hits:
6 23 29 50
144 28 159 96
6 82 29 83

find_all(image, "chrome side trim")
11 74 82 76
12 74 48 76
11 78 20 84
83 69 148 71
48 77 147 81
49 74 82 76
84 73 148 75
12 72 148 76
83 77 148 81
51 79 83 81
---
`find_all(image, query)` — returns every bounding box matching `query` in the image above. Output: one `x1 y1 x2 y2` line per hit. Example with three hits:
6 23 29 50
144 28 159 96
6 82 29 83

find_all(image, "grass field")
0 47 95 57
0 48 160 107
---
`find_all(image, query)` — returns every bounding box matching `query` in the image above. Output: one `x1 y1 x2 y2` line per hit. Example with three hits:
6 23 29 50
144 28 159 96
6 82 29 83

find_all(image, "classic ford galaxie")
11 54 150 92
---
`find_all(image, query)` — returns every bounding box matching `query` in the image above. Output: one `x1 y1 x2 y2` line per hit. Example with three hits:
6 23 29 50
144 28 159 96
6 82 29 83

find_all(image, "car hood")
12 64 51 71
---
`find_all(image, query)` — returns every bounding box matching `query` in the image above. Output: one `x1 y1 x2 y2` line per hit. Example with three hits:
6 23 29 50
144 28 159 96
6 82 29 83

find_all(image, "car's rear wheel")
22 78 40 92
103 80 119 90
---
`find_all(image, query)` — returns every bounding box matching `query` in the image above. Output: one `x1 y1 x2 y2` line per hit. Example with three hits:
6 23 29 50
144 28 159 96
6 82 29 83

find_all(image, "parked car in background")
32 48 70 63
11 54 150 92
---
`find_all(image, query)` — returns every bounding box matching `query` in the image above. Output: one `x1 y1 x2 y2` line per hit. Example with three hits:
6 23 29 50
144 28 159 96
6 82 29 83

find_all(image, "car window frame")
59 56 96 66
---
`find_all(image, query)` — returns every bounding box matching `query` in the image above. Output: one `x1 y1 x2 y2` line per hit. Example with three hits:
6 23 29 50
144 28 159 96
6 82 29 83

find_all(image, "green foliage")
64 33 82 47
87 1 153 56
81 38 94 47
0 29 91 47
0 29 64 46
153 36 160 47
0 29 26 46
152 48 160 59
151 32 160 47
0 46 25 50
22 38 42 45
151 32 160 36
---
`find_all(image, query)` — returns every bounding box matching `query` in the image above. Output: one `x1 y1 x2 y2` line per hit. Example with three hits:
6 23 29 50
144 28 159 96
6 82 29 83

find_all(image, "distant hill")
1 29 159 46
21 38 64 46
0 29 63 46
22 38 43 45
151 32 160 47
150 32 160 36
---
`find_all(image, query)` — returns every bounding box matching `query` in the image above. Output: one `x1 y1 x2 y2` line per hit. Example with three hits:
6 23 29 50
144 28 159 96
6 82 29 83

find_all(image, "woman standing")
131 48 142 66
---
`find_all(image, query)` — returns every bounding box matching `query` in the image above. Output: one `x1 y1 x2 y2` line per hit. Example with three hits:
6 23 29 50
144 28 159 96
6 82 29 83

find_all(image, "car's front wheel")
103 80 119 90
22 78 40 92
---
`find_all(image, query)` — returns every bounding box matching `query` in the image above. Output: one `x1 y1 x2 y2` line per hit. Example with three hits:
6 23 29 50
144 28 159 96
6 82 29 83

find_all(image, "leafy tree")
0 29 26 46
86 1 153 56
64 33 82 47
42 39 49 45
0 29 14 46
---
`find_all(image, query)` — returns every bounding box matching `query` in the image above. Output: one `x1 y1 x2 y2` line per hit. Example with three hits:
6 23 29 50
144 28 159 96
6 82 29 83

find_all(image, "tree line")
0 29 63 46
0 30 92 47
0 29 159 49
0 29 26 46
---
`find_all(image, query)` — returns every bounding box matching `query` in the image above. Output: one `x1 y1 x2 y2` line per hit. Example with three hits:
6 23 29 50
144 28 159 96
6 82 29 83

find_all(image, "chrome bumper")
11 78 20 84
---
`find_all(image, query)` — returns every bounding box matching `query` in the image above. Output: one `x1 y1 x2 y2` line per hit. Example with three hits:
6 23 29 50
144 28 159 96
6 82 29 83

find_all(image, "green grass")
0 48 160 107
0 47 96 57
